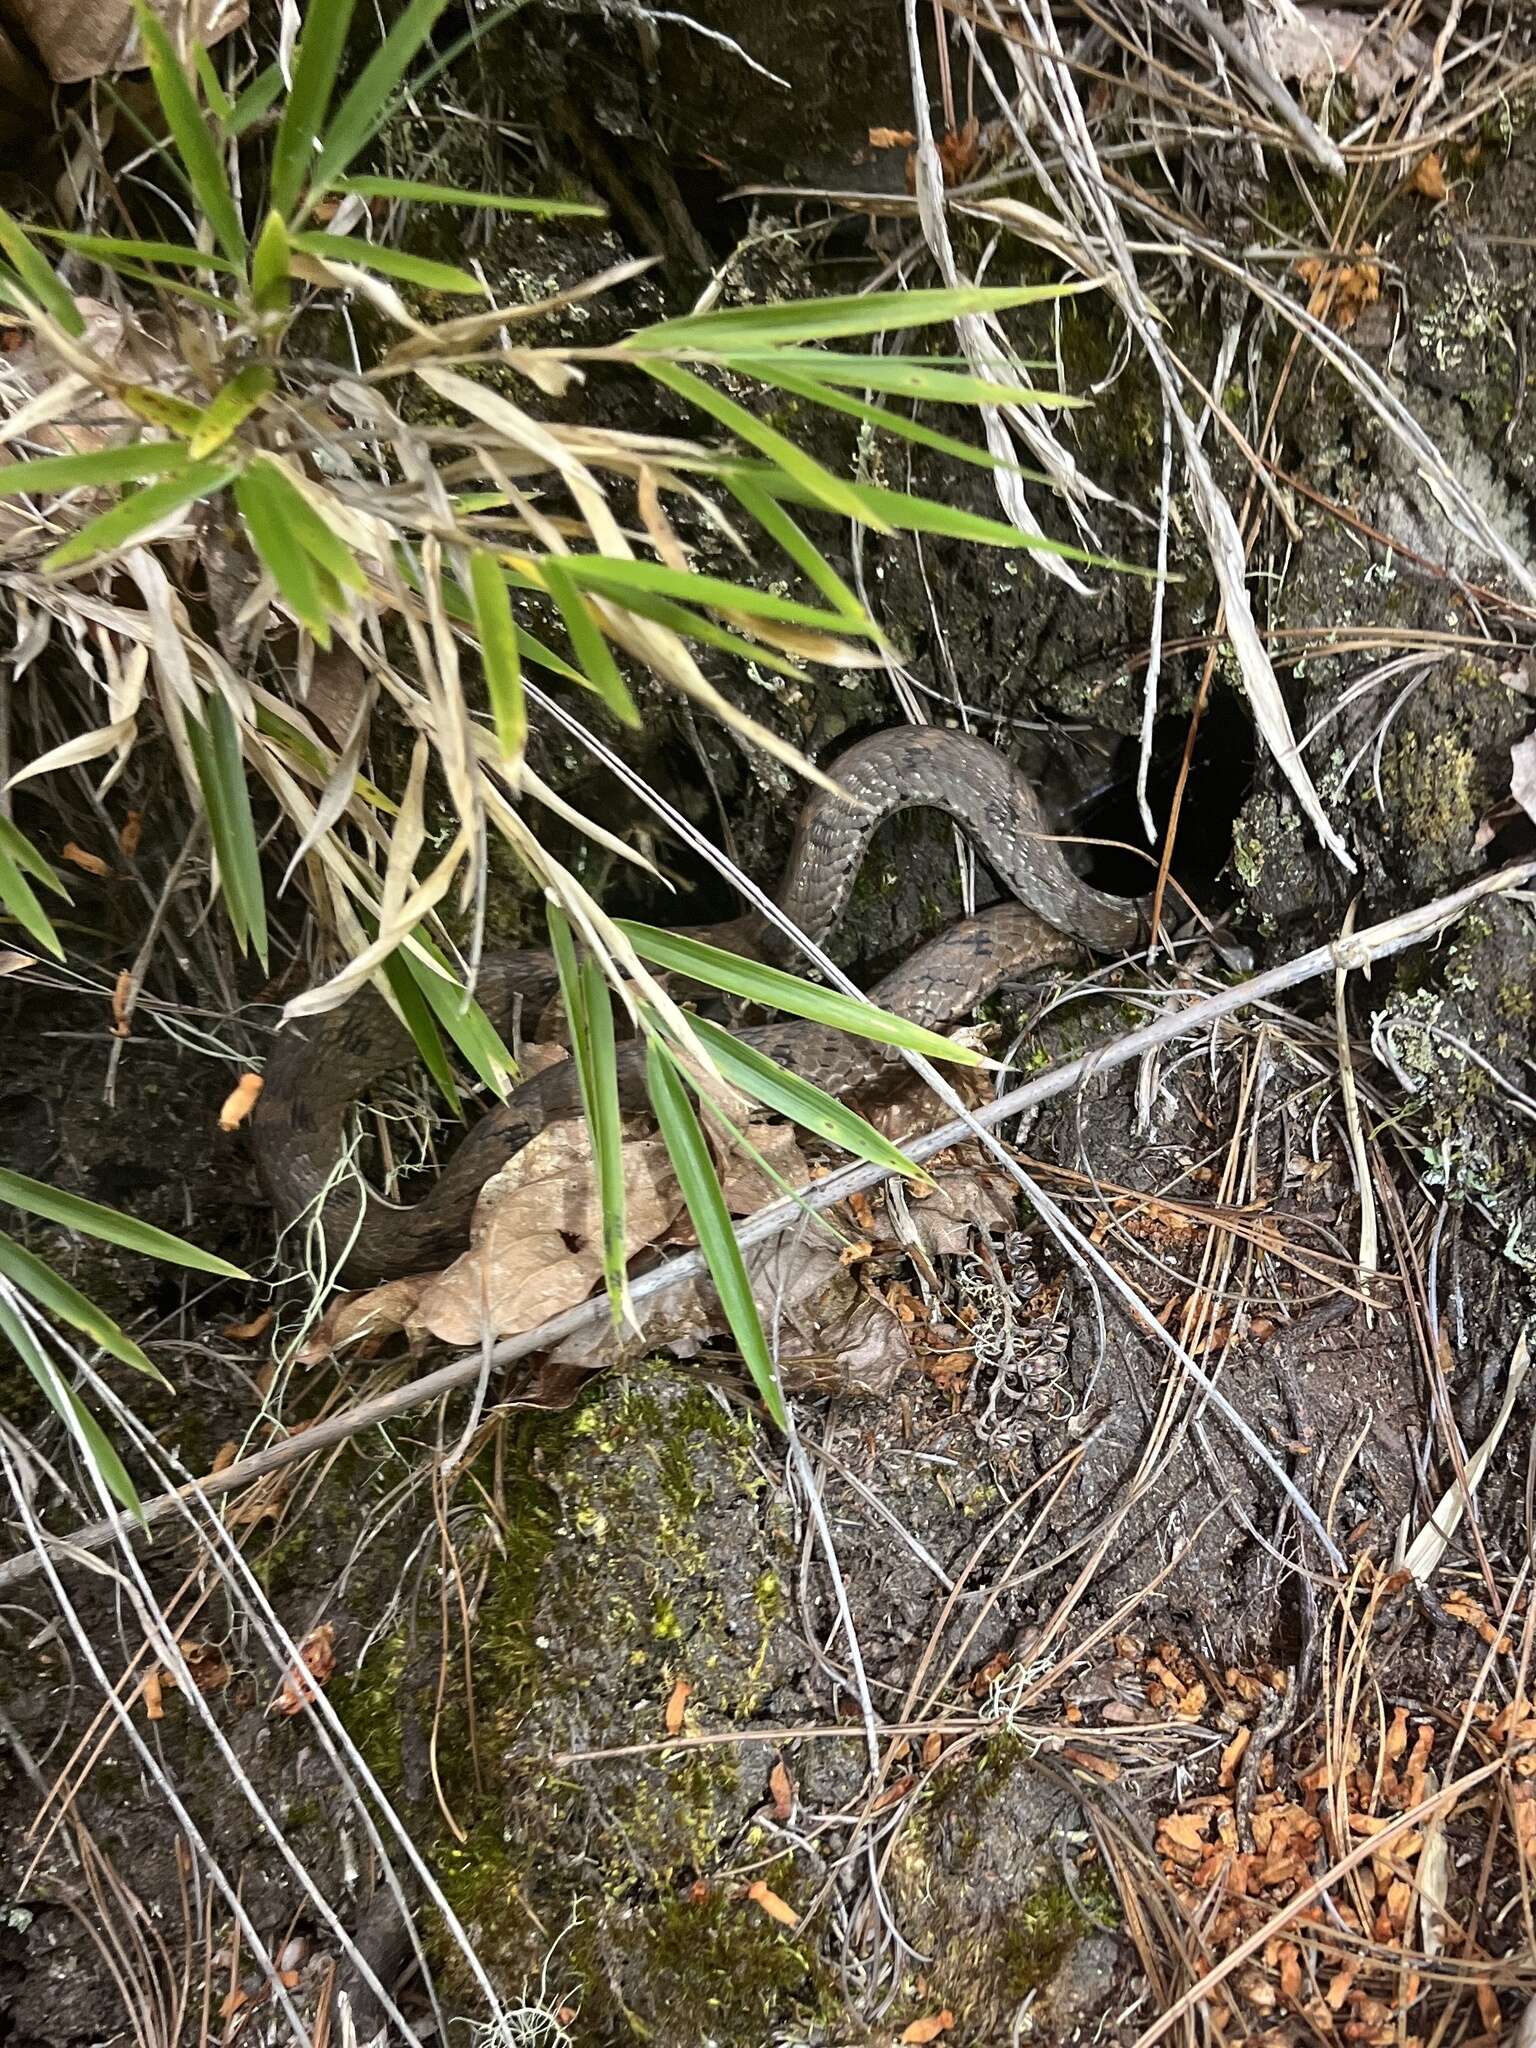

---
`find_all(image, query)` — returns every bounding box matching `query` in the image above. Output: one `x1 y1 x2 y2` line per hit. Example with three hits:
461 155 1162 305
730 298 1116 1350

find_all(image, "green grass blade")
133 0 246 264
540 558 640 727
0 209 84 334
619 923 981 1066
251 209 291 312
645 1039 786 1429
399 933 514 1097
234 463 331 643
186 692 268 965
380 947 461 1116
189 363 274 457
42 459 236 573
724 472 868 624
192 42 233 123
467 551 527 766
229 61 284 136
0 818 68 960
752 470 1149 572
291 229 486 296
719 351 1082 408
549 552 879 637
639 358 878 528
0 1294 143 1516
549 905 630 1324
240 457 367 595
29 228 240 275
335 174 603 216
626 281 1095 352
0 1168 248 1276
309 0 452 195
0 1227 166 1380
747 372 1046 480
684 1015 926 1181
269 0 356 217
578 582 810 681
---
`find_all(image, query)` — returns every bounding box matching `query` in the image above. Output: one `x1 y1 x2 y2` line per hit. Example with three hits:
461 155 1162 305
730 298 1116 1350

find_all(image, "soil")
3 11 1536 2048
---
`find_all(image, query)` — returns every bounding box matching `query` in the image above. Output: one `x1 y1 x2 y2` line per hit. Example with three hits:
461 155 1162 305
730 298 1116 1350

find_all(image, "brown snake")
251 729 1145 1284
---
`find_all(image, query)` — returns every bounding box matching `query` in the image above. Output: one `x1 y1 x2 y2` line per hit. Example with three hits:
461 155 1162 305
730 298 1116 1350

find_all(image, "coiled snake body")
252 729 1144 1284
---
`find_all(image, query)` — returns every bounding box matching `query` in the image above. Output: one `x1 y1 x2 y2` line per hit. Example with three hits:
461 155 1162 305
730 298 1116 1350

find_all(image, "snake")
251 728 1146 1285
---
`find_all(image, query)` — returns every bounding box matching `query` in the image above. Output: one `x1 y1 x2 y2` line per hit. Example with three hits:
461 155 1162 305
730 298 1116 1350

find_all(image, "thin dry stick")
4 856 1531 1594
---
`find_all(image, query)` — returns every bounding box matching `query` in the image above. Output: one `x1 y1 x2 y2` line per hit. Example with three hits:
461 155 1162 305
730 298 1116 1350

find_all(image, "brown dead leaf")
0 0 246 83
219 1073 264 1131
302 644 368 743
769 1758 794 1821
894 1164 1017 1258
901 2012 955 2044
268 1624 337 1717
162 1639 233 1696
117 810 143 859
297 1278 425 1363
1409 152 1448 201
664 1677 691 1735
111 968 133 1037
1220 1728 1250 1789
209 1440 238 1474
745 1880 799 1929
61 841 110 877
1062 1745 1120 1782
417 1229 602 1347
222 1307 273 1343
868 126 915 148
142 1669 164 1721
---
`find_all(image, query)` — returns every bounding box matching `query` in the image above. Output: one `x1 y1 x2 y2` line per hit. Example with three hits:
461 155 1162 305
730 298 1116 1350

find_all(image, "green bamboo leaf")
133 0 246 265
747 372 1046 480
619 922 982 1066
254 705 398 814
626 281 1097 352
719 351 1082 408
0 1227 167 1381
547 553 879 637
28 228 240 275
0 1294 143 1517
251 209 291 312
269 0 357 218
334 174 604 217
581 583 810 682
638 358 879 529
42 460 235 574
646 1039 786 1428
380 947 461 1116
244 457 367 593
0 817 68 960
234 463 331 643
467 551 527 766
186 691 268 965
752 471 1151 573
724 472 867 624
229 62 284 137
189 363 274 457
549 906 629 1324
399 934 514 1098
290 229 486 296
540 557 640 727
308 0 452 198
0 1168 248 1276
683 1015 926 1181
0 209 84 335
121 385 206 434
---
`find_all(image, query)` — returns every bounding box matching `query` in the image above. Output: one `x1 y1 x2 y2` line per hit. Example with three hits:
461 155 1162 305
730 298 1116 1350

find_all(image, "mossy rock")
887 1735 1123 2040
426 1365 836 2042
1371 896 1536 1251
